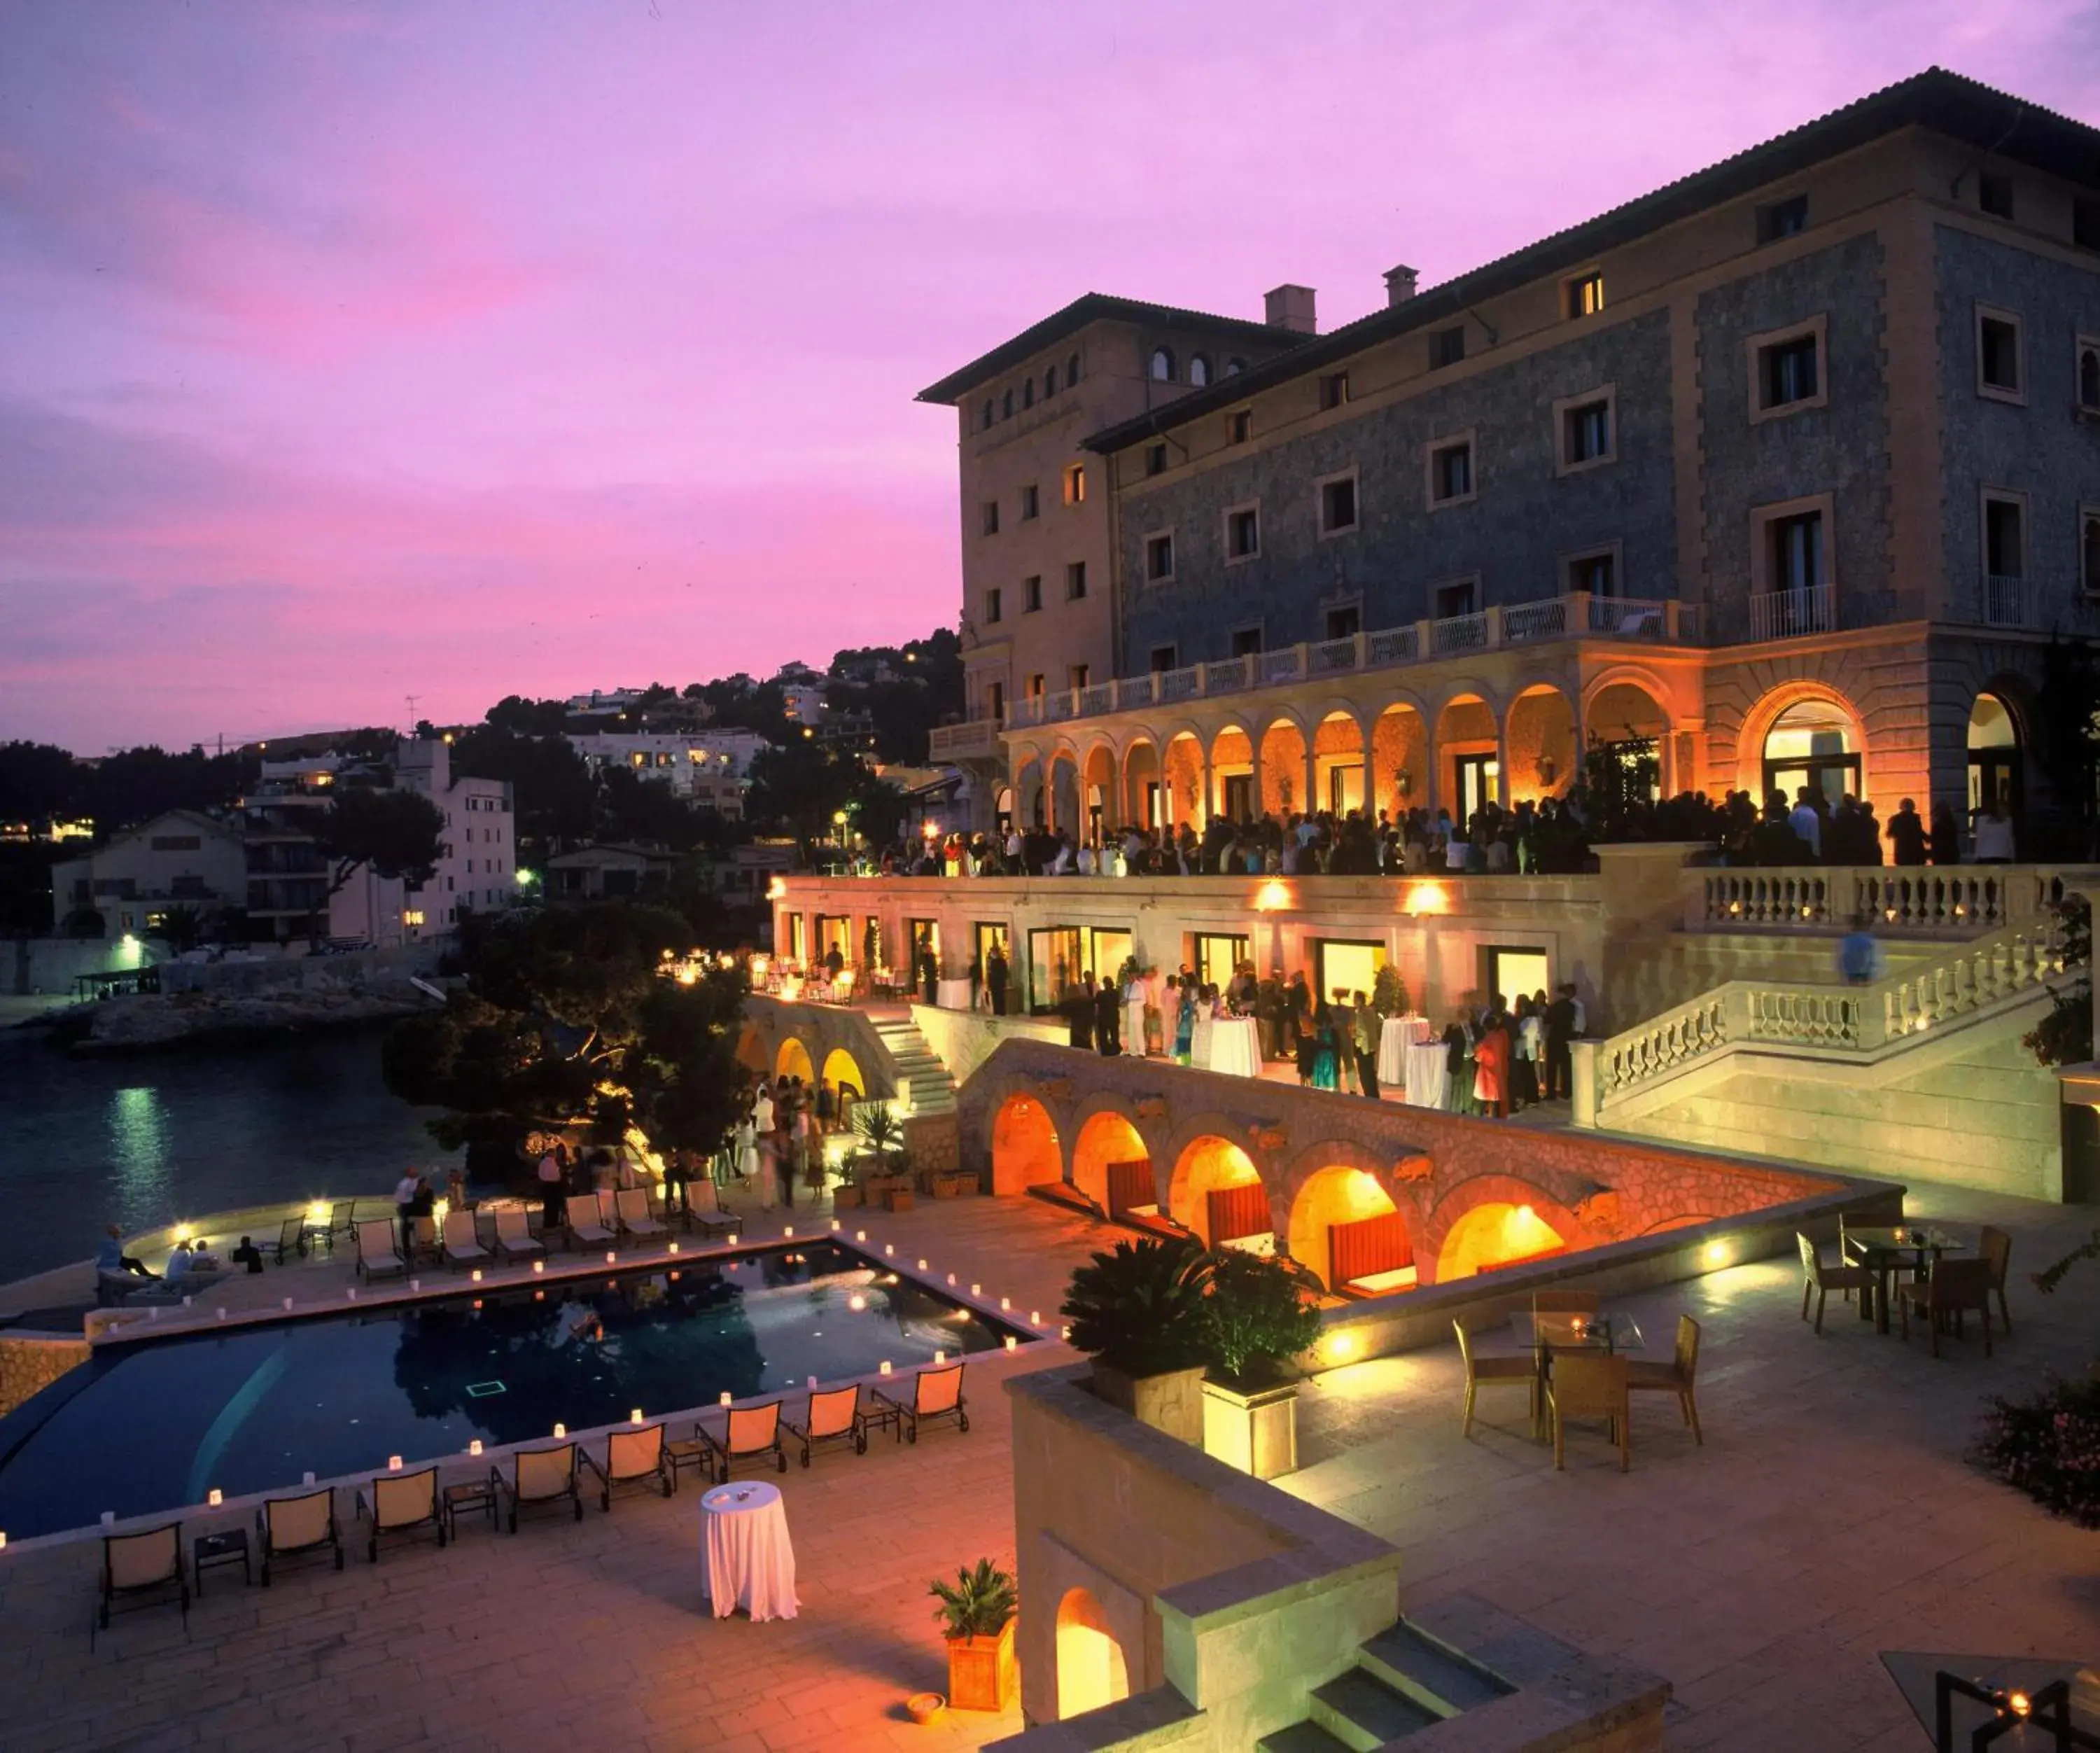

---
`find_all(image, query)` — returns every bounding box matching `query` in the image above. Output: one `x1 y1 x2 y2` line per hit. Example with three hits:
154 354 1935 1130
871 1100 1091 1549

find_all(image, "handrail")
1700 867 2076 935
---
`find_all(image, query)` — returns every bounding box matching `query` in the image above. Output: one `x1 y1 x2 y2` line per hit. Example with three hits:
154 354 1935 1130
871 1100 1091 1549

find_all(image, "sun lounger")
782 1384 873 1467
259 1486 342 1584
615 1187 666 1241
270 1215 307 1264
567 1192 615 1250
598 1423 673 1507
441 1210 490 1269
684 1399 786 1483
492 1208 542 1262
363 1466 444 1561
94 1522 186 1644
870 1362 968 1446
682 1180 738 1241
354 1218 407 1283
493 1441 601 1530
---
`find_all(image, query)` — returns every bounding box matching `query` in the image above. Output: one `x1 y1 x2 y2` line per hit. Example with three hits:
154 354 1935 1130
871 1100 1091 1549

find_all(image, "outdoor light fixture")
553 1425 566 1439
471 1269 482 1283
388 1455 402 1471
1253 878 1292 912
880 1361 892 1375
1000 1297 1011 1311
668 1241 680 1254
532 1260 544 1275
934 1350 946 1366
884 1244 894 1256
207 1490 222 1507
606 1251 617 1264
1004 1336 1019 1352
855 1229 867 1242
631 1409 644 1425
469 1441 482 1457
917 1257 927 1270
830 1220 840 1232
720 1392 732 1406
946 1273 956 1287
970 1282 981 1297
1404 881 1449 916
783 1226 794 1238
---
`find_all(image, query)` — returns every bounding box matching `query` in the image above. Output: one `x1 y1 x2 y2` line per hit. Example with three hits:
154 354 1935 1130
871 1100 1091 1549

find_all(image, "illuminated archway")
774 1038 815 1084
1014 757 1046 829
1049 753 1082 837
1121 740 1161 832
1259 718 1308 817
1287 1165 1401 1293
1968 689 2024 820
1210 725 1254 822
1436 1201 1567 1280
1056 1587 1130 1720
1371 704 1427 818
1072 1110 1149 1215
1163 733 1205 831
990 1093 1061 1192
1434 694 1498 820
1168 1136 1265 1245
1734 683 1866 806
1081 743 1116 844
1312 711 1367 816
1504 687 1575 805
819 1047 865 1101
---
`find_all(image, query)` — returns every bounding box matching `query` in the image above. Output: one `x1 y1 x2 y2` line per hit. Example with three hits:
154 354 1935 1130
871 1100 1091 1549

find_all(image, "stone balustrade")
1698 864 2087 935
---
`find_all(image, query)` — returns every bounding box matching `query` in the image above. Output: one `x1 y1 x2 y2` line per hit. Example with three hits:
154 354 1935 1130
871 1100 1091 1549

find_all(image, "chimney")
1264 284 1317 335
1383 264 1419 306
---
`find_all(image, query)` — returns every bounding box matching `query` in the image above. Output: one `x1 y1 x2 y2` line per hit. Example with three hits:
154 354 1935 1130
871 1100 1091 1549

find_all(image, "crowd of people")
853 785 2021 879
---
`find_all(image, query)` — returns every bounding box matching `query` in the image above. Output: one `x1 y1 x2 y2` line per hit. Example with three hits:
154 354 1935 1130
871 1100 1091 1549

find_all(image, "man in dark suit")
986 943 1009 1015
1093 975 1121 1055
1544 984 1577 1101
1068 973 1096 1049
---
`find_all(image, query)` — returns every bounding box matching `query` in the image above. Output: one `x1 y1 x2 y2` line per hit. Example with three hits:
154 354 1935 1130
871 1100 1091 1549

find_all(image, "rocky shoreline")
29 972 438 1053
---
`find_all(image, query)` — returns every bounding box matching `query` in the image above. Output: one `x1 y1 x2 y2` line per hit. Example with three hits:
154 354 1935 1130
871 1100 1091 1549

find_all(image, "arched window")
1068 351 1082 384
2081 345 2100 412
1002 389 1014 419
1045 365 1058 396
1189 354 1211 388
1149 347 1175 382
1023 379 1035 409
1225 357 1247 377
982 398 995 430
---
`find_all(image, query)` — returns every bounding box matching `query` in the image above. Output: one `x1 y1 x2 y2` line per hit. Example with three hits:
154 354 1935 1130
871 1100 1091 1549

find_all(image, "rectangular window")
1026 673 1046 701
1434 578 1479 619
2080 335 2100 412
1428 436 1474 506
1770 510 1824 593
1561 396 1614 468
1320 372 1350 411
1226 505 1260 561
1145 531 1175 582
1069 664 1091 692
1144 442 1168 477
1756 194 1809 242
1977 308 2023 400
1149 645 1177 674
1065 561 1087 600
2078 198 2100 253
1978 172 2015 221
1023 575 1042 613
1319 473 1358 534
1020 483 1040 520
1983 494 2025 578
1324 605 1360 641
1228 409 1252 445
1230 626 1263 657
1760 334 1819 409
984 588 1002 624
1568 551 1616 596
986 680 1006 723
1429 325 1466 368
1063 463 1086 505
1566 270 1605 319
980 500 999 536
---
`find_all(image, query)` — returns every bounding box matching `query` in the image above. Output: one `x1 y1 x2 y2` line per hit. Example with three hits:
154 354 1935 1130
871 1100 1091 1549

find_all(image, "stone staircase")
868 1014 958 1115
1254 1622 1515 1750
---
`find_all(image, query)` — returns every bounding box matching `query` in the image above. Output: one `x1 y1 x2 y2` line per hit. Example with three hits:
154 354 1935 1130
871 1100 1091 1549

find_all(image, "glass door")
1089 927 1133 986
1195 932 1250 990
1313 939 1385 1006
1485 947 1549 1010
1454 753 1499 824
1028 927 1082 1012
1326 763 1365 815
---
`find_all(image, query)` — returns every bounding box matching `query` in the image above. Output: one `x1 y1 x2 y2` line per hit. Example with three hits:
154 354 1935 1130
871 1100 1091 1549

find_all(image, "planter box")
1090 1363 1205 1446
885 1188 916 1213
833 1183 863 1210
946 1620 1017 1712
1201 1376 1299 1479
931 1172 976 1199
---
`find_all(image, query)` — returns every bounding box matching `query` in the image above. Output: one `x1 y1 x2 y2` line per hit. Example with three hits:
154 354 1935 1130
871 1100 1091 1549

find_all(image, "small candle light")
970 1283 981 1297
1000 1297 1011 1311
720 1392 733 1406
532 1260 544 1275
303 1471 316 1484
917 1257 927 1271
880 1360 892 1375
2009 1691 2033 1719
806 1376 818 1390
102 1511 115 1528
410 1278 421 1292
934 1350 946 1366
346 1288 358 1301
0 1531 8 1549
630 1409 644 1425
946 1273 956 1287
668 1241 680 1255
472 1298 483 1309
783 1226 794 1238
182 1295 192 1308
1004 1336 1019 1351
388 1455 402 1471
830 1220 841 1232
553 1423 566 1439
605 1251 617 1265
207 1488 222 1507
855 1229 866 1243
216 1308 227 1322
468 1440 482 1458
1060 1325 1072 1341
884 1244 894 1257
148 1307 158 1321
471 1270 482 1284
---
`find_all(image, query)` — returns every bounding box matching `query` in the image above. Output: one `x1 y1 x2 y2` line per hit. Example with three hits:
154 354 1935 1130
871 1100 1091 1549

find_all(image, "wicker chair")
1453 1319 1538 1439
1547 1352 1630 1473
1626 1315 1702 1446
1798 1232 1869 1334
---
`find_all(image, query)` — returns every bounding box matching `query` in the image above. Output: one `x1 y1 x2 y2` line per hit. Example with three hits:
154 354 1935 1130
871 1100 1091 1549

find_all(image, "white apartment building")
566 730 770 817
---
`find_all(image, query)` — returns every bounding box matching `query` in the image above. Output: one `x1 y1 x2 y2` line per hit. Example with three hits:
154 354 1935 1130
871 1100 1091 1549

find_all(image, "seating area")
1796 1220 2012 1357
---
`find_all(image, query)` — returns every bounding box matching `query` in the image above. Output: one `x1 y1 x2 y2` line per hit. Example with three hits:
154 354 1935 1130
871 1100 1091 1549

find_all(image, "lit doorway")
1967 693 2022 820
1327 762 1366 814
1222 774 1254 823
1028 927 1082 1012
1195 932 1250 989
1485 947 1549 1010
1313 938 1385 1006
1761 699 1858 806
1089 928 1133 986
1454 753 1499 824
906 919 940 985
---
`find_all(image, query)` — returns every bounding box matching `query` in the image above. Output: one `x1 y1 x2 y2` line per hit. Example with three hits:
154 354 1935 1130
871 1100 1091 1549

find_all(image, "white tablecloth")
1377 1015 1433 1087
934 978 974 1011
702 1481 799 1621
1200 1016 1261 1078
1402 1040 1449 1110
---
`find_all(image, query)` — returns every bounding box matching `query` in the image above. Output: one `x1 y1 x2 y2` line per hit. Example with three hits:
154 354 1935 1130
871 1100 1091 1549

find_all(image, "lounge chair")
683 1178 738 1242
1454 1319 1539 1439
567 1192 615 1251
492 1208 542 1262
354 1218 407 1283
871 1362 968 1446
615 1187 666 1242
1547 1353 1630 1473
1626 1315 1703 1446
94 1522 187 1644
259 1486 342 1584
270 1215 307 1264
363 1466 445 1561
493 1441 602 1530
783 1383 872 1467
598 1424 673 1507
441 1210 491 1269
685 1399 787 1483
305 1200 352 1255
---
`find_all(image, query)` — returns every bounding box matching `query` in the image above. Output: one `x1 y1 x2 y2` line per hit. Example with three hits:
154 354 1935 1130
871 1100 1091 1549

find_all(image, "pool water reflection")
0 1242 1014 1539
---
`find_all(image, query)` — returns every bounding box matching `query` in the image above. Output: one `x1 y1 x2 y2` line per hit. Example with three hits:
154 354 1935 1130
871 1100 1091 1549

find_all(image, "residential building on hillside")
545 842 676 901
49 811 248 937
924 69 2100 846
566 729 769 816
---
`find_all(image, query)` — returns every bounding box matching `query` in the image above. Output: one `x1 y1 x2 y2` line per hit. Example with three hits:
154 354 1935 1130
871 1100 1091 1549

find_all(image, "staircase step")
1254 1724 1355 1753
1357 1623 1513 1715
1308 1671 1442 1748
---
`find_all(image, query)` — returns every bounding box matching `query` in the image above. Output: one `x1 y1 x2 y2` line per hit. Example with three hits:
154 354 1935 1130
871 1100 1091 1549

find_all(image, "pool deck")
3 1182 2098 1748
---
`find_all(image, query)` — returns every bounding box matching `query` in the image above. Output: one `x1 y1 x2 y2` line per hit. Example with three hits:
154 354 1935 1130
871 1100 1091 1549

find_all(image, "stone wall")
0 1334 90 1418
909 1003 1067 1087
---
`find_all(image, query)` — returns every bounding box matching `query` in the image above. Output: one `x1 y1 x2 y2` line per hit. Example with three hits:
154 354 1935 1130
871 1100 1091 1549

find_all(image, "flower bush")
1975 1376 2100 1528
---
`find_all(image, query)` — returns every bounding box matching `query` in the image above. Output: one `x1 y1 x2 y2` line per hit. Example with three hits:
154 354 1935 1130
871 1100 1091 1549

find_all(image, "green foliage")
928 1558 1016 1640
2022 898 2092 1068
149 903 213 954
1371 965 1408 1018
2029 1227 2100 1298
1060 1237 1212 1376
2034 639 2100 859
483 694 573 737
850 1098 904 1167
450 726 596 855
315 788 447 895
1576 733 1660 841
746 739 905 851
1200 1250 1324 1385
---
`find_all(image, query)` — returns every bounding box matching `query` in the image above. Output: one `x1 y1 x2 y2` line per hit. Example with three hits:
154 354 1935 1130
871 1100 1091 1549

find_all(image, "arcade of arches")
1437 1201 1569 1281
1168 1136 1263 1244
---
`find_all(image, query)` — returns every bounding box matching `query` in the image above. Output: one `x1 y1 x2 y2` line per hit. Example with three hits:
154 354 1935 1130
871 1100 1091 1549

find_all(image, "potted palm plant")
1198 1250 1324 1479
1060 1236 1212 1445
929 1558 1017 1712
848 1101 911 1208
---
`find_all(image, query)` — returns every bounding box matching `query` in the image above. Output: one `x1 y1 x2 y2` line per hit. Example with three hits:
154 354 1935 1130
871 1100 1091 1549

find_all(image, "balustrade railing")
1366 625 1418 664
1310 634 1360 673
1430 611 1488 655
1747 583 1835 641
1503 599 1567 643
1700 866 2076 935
1983 573 2029 629
1160 663 1203 703
1259 648 1305 686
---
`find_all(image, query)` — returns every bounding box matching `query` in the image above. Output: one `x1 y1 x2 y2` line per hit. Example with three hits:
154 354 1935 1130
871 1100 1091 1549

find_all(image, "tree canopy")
314 787 447 895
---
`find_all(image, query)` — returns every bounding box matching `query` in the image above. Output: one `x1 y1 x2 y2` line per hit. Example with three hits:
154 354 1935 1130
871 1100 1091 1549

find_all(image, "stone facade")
0 1334 90 1419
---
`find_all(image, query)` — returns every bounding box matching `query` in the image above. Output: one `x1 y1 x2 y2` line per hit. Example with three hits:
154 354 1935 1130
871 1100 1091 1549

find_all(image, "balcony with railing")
1982 573 2029 629
1746 583 1835 643
997 589 1692 733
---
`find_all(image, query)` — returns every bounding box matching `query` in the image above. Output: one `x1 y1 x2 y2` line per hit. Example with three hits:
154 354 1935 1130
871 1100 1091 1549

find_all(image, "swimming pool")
0 1241 1018 1539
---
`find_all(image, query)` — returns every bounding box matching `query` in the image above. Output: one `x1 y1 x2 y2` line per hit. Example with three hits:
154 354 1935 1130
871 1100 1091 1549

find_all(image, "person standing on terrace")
537 1142 568 1232
1886 798 1928 866
986 941 1009 1015
1093 972 1121 1055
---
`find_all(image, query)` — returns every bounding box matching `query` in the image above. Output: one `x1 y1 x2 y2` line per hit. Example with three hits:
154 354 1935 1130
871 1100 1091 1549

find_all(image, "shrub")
929 1558 1016 1640
1060 1236 1212 1376
1975 1376 2100 1528
1202 1250 1325 1388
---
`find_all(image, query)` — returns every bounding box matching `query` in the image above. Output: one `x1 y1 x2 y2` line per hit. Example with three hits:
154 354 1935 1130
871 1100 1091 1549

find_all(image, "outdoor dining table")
1401 1040 1448 1109
934 977 974 1011
701 1479 799 1621
1506 1310 1647 1439
1377 1014 1434 1089
1842 1225 1972 1334
1201 1015 1262 1077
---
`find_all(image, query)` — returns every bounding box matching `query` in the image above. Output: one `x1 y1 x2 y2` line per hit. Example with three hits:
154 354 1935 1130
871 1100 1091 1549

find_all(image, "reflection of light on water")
110 1086 171 1213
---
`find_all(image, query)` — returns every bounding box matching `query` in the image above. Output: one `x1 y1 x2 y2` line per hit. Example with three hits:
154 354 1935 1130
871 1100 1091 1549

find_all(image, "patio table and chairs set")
1796 1219 2014 1357
1455 1292 1703 1472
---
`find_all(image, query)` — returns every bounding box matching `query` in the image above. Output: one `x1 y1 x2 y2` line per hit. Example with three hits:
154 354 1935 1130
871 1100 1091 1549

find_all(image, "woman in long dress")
1172 979 1196 1065
1190 984 1216 1072
755 1129 780 1213
1473 1019 1510 1119
1311 1002 1340 1091
734 1112 758 1184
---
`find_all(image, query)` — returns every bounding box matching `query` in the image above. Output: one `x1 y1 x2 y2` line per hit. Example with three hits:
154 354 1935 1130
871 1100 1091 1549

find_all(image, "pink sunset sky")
3 3 2095 754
